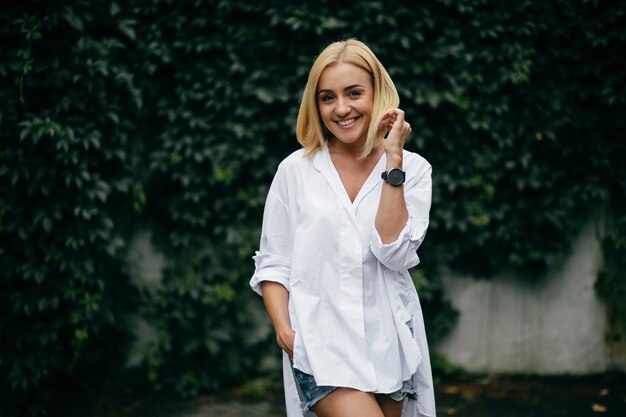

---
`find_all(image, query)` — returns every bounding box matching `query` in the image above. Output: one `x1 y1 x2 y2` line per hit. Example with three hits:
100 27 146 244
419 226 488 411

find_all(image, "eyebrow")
317 84 366 96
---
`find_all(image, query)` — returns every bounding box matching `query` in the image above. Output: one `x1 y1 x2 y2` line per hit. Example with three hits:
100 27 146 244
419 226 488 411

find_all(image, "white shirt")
251 144 436 417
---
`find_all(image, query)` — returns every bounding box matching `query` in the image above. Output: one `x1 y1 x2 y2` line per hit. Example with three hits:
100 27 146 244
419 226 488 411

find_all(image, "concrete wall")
125 229 165 366
125 224 626 374
433 221 626 374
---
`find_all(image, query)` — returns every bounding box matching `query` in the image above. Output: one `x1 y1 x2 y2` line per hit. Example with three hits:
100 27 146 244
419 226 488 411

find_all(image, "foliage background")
1 0 624 415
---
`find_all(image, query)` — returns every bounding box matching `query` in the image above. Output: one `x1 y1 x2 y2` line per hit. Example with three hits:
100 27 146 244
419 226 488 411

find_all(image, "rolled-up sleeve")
370 164 432 272
250 165 293 295
250 251 290 295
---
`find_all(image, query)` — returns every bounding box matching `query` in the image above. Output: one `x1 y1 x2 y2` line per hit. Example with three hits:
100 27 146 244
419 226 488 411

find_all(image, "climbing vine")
1 0 624 415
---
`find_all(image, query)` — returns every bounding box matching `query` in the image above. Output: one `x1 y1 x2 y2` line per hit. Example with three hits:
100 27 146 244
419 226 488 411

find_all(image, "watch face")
387 168 405 186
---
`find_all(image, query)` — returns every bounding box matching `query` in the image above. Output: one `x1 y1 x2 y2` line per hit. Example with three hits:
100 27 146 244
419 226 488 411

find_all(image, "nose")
335 97 350 116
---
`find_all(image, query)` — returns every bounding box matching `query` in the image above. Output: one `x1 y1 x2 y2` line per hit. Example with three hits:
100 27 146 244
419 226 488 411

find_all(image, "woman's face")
317 62 374 149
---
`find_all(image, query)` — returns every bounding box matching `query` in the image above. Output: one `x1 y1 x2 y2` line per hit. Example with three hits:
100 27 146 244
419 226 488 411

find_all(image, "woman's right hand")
276 326 296 357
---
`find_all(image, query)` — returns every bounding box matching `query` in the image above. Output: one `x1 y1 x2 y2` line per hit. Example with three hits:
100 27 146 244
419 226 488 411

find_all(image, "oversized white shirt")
251 144 436 417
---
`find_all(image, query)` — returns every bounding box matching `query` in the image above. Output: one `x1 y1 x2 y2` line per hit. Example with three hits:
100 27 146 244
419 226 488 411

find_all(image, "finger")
393 109 405 125
383 108 401 120
379 113 396 127
279 339 293 356
283 330 296 356
389 116 405 134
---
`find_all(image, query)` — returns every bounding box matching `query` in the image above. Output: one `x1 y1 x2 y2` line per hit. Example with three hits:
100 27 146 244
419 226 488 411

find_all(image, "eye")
348 90 362 98
319 94 334 103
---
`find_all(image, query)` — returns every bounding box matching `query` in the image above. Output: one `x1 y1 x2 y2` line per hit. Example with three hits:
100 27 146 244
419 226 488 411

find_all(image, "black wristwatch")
381 167 405 186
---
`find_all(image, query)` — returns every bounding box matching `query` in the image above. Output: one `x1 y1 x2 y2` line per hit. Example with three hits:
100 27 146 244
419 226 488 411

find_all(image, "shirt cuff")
371 218 426 271
250 251 291 295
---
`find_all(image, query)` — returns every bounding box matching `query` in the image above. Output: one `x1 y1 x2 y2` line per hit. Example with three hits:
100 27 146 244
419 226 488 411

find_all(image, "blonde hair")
296 39 400 159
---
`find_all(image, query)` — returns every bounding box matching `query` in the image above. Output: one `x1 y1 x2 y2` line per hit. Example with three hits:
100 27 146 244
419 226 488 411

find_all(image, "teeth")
337 118 356 126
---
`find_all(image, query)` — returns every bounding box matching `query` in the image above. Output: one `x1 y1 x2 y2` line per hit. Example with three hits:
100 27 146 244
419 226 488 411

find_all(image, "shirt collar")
312 142 387 208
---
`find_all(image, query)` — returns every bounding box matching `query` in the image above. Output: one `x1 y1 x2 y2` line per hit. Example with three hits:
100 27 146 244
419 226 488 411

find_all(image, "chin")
332 131 366 145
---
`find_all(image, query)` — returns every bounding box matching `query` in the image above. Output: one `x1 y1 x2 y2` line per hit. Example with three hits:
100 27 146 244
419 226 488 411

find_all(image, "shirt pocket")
291 329 309 371
394 303 422 375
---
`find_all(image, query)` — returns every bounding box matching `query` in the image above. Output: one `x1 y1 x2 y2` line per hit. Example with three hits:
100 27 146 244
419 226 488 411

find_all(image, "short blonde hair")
296 39 400 159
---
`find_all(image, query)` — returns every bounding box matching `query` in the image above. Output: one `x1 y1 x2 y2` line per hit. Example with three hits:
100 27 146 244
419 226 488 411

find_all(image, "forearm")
261 280 295 356
375 152 409 244
261 281 292 333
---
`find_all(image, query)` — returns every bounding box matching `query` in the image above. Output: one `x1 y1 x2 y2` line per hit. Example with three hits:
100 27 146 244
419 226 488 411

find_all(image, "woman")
250 39 436 417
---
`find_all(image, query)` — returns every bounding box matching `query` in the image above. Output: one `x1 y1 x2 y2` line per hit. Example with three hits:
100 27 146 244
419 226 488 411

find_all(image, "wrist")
385 152 403 169
274 321 293 334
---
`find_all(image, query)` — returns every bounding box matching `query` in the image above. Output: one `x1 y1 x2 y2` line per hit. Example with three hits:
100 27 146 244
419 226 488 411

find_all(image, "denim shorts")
291 364 417 414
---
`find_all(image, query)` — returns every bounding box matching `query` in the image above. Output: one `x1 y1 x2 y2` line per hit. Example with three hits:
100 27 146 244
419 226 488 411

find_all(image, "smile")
336 117 359 126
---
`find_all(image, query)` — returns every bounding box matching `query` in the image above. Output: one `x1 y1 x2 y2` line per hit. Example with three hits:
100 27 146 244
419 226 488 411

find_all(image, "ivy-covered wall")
1 0 624 415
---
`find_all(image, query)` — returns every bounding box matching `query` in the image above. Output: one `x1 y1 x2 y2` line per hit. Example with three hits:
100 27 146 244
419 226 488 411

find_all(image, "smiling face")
317 62 374 151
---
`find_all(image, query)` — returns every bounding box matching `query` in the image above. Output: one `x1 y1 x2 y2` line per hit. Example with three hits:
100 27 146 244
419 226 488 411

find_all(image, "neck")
328 139 379 159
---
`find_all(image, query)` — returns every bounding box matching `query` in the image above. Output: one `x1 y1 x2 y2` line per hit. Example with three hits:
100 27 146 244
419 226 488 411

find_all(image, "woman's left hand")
379 108 411 157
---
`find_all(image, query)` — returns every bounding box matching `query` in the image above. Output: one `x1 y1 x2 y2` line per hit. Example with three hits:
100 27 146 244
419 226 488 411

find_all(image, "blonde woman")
251 39 436 417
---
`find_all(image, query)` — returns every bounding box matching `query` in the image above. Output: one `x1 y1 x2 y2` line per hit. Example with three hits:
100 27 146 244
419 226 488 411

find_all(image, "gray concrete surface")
435 220 625 374
68 374 625 417
175 401 283 417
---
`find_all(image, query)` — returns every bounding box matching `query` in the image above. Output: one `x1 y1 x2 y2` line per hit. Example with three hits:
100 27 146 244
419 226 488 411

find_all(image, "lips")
336 117 359 126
